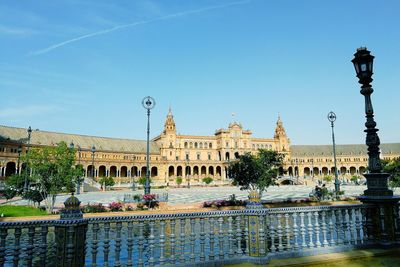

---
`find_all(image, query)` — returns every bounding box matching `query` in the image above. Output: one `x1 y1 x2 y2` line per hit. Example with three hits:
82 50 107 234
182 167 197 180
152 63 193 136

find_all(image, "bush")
202 177 213 185
84 203 107 213
109 202 123 212
138 176 152 186
143 194 159 209
176 177 183 187
2 188 17 200
99 176 115 188
133 194 142 202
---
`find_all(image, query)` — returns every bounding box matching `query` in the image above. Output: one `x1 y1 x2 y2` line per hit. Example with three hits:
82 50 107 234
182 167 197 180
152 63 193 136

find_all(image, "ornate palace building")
1 109 399 186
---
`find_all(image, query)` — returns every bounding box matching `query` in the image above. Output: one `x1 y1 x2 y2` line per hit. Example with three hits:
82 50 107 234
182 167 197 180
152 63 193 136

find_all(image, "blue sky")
0 0 399 145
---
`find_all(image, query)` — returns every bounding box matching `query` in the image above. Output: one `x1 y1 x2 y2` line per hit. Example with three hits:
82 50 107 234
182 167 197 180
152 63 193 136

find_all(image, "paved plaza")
10 184 399 207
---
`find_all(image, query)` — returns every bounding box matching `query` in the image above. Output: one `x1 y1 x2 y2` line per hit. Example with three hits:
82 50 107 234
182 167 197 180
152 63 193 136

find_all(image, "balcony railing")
1 203 392 267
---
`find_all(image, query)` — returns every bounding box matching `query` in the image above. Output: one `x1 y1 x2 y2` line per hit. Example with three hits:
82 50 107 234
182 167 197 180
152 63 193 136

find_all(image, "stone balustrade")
0 204 398 266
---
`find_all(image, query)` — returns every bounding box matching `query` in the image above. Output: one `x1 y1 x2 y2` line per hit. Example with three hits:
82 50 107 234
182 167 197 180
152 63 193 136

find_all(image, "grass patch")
0 205 48 217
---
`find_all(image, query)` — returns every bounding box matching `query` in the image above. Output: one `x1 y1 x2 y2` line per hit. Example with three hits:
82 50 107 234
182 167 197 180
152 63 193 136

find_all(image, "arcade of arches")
0 111 399 186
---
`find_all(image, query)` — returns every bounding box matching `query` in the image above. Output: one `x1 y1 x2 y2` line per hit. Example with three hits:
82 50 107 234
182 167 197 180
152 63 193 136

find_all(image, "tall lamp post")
24 126 32 192
77 145 82 194
351 47 393 197
17 145 22 175
142 96 155 195
352 47 399 243
91 146 96 180
328 111 340 193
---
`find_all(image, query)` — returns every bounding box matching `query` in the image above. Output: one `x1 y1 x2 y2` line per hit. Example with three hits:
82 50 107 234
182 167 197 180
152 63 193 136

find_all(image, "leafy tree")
138 176 152 186
350 175 361 184
16 141 80 212
202 177 213 185
2 187 16 201
323 175 333 183
382 157 400 187
228 149 283 197
176 177 183 187
99 176 115 190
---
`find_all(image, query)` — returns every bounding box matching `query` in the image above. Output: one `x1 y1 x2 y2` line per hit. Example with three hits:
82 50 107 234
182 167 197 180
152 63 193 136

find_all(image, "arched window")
209 143 212 149
184 142 188 149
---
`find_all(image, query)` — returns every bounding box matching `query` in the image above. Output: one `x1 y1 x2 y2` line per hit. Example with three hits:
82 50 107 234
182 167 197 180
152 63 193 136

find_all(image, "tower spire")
164 107 176 134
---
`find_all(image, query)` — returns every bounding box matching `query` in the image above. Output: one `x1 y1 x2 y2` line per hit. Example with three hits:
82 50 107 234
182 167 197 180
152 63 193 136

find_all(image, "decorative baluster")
300 212 307 248
335 210 343 245
66 225 75 266
179 219 186 264
321 211 329 247
189 218 196 263
127 221 134 267
91 223 99 267
138 221 144 267
159 220 166 266
379 205 388 243
244 217 249 256
269 214 276 253
114 222 122 267
307 212 314 248
218 217 224 259
200 218 206 262
329 210 336 246
395 205 400 243
26 226 35 267
259 215 266 256
292 213 299 250
227 216 234 258
103 222 110 267
236 216 242 256
148 220 155 266
365 207 374 243
314 211 321 247
351 209 358 244
0 228 7 266
284 213 291 251
277 213 284 251
344 209 351 244
169 219 176 264
13 227 22 266
39 226 48 266
209 217 215 260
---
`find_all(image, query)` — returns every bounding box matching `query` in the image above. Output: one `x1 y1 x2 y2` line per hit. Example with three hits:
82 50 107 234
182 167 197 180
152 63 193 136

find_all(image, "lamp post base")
363 173 393 197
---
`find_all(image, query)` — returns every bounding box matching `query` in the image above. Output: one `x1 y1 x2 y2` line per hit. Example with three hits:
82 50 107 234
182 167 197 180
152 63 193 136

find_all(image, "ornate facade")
0 109 399 186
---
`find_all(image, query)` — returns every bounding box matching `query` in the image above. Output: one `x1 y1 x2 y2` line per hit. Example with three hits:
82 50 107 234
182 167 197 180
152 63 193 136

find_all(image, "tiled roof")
0 125 160 154
291 143 400 157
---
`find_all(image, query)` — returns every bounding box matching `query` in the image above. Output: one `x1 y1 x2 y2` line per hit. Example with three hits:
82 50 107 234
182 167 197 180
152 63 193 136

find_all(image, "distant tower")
163 107 176 134
274 114 290 152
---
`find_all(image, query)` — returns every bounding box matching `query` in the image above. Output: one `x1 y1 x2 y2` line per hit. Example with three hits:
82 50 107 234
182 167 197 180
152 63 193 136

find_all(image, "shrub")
176 177 183 187
143 194 159 209
133 194 142 202
84 203 106 213
202 177 213 185
2 188 17 200
138 176 152 186
109 202 123 212
99 176 115 188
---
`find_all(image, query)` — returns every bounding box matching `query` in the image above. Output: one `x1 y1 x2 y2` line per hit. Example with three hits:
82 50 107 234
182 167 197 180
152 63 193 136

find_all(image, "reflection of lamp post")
24 126 32 192
142 96 155 195
328 111 340 193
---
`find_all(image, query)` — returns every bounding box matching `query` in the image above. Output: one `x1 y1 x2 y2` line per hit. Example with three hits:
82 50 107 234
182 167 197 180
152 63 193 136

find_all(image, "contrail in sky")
30 0 250 56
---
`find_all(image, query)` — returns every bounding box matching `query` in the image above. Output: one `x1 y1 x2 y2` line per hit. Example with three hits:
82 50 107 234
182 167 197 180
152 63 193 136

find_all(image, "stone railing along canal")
3 202 400 266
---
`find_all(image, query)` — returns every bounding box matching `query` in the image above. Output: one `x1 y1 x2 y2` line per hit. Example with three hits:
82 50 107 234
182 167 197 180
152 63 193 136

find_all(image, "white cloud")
30 0 251 56
0 25 37 36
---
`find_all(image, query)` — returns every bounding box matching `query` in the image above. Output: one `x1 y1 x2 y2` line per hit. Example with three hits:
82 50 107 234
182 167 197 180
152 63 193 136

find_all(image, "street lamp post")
142 96 155 195
186 158 190 188
328 111 340 193
17 145 22 175
91 146 96 180
24 126 32 192
77 146 82 194
352 47 393 197
352 47 400 243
